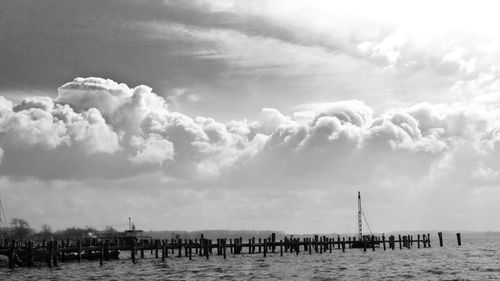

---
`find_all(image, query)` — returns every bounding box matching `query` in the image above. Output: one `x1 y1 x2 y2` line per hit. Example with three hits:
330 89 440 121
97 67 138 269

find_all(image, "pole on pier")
77 239 82 262
131 239 136 264
263 239 267 257
438 232 443 247
417 234 420 248
280 240 283 256
189 241 192 260
53 240 58 267
100 240 104 267
205 239 209 260
371 235 375 251
398 235 402 250
47 240 53 267
382 235 386 251
155 240 159 259
456 233 461 246
223 239 227 259
342 237 345 253
161 240 165 262
27 240 34 267
105 240 110 261
427 233 431 247
8 240 15 269
177 239 182 258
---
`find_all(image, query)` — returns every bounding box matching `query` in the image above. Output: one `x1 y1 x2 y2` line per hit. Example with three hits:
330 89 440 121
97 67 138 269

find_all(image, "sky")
1 0 500 234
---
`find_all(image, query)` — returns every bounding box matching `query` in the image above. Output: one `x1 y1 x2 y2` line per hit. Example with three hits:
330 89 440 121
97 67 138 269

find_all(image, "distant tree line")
0 218 118 241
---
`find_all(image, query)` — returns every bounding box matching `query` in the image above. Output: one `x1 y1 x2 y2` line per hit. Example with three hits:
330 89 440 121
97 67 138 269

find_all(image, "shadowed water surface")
1 233 499 280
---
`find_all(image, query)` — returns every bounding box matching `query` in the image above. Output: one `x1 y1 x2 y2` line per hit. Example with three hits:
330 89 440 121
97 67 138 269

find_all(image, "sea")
0 232 498 280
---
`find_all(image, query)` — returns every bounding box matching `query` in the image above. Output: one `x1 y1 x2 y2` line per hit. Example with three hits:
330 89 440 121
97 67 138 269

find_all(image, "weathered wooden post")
294 238 300 256
27 240 34 267
178 239 182 258
329 238 332 253
342 237 345 252
53 240 58 267
131 239 136 264
155 240 159 259
47 240 53 267
382 235 386 251
161 240 166 262
8 240 15 269
456 233 461 246
337 235 341 249
280 240 283 256
309 238 312 255
104 240 110 261
263 239 267 257
100 240 104 266
189 240 192 260
258 238 261 253
223 239 227 259
417 234 420 248
205 239 209 260
272 233 276 253
77 239 82 262
398 235 402 250
427 233 431 247
371 235 375 251
438 232 443 247
319 237 323 254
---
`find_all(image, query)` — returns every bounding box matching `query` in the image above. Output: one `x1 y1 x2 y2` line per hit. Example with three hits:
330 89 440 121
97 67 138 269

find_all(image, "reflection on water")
1 233 499 280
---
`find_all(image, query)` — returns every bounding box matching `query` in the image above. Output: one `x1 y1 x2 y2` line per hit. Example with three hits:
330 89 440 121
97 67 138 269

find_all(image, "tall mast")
358 191 362 240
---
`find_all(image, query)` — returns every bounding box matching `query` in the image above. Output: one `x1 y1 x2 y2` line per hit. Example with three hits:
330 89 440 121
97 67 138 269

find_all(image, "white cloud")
1 77 500 232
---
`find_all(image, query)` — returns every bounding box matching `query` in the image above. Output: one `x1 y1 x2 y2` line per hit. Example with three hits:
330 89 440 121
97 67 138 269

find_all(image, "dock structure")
0 232 462 268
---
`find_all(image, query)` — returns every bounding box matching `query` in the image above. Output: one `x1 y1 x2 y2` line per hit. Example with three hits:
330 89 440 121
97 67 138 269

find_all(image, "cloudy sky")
1 0 500 234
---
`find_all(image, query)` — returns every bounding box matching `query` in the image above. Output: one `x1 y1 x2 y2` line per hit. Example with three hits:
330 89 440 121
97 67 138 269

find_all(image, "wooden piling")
175 239 180 257
189 241 192 260
27 240 34 267
131 239 136 264
161 241 165 261
205 240 209 260
47 241 53 268
417 234 420 248
100 241 104 267
280 240 283 256
104 240 110 261
456 233 461 246
342 237 345 252
263 239 267 257
77 239 82 262
438 232 443 247
371 235 375 251
223 239 227 259
8 240 15 269
53 240 58 267
382 235 386 251
427 233 431 247
398 235 402 250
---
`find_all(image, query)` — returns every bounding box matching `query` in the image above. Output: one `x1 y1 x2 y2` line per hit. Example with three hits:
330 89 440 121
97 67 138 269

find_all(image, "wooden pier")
0 232 462 268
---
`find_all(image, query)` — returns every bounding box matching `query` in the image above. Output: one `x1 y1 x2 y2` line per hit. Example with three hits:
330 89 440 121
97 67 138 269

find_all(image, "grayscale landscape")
0 0 499 280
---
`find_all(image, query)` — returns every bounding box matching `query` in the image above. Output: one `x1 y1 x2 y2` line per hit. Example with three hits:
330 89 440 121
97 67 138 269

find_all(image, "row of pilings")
0 232 462 268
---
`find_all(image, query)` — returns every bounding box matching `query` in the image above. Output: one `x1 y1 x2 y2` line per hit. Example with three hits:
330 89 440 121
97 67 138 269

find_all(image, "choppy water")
1 232 499 280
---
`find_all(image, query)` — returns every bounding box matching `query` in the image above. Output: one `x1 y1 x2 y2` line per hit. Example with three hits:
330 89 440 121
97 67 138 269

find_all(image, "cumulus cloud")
0 77 498 189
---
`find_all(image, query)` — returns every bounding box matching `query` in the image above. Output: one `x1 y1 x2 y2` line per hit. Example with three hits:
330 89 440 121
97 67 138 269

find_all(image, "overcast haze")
1 0 500 234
